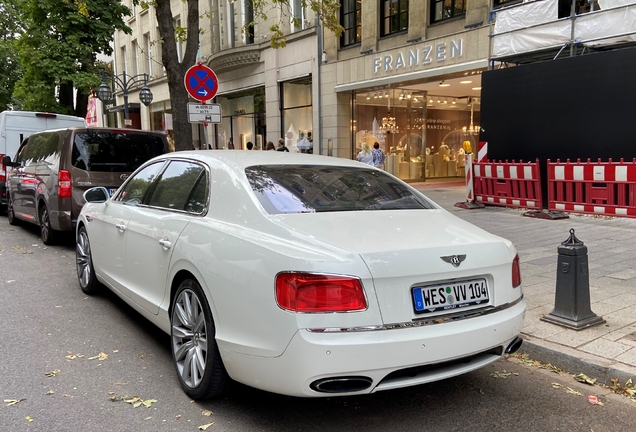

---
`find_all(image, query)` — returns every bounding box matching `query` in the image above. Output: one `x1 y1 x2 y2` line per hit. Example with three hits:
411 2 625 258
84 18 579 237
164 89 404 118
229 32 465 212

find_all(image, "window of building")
291 0 306 32
144 33 153 77
381 0 408 36
226 1 235 47
174 17 184 62
281 77 313 153
341 0 362 47
243 0 255 44
431 0 466 24
120 46 128 75
216 87 266 150
132 40 139 75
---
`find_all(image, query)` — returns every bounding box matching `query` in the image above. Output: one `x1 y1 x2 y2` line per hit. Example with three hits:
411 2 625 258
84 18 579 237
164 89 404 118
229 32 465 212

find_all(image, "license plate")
412 278 489 314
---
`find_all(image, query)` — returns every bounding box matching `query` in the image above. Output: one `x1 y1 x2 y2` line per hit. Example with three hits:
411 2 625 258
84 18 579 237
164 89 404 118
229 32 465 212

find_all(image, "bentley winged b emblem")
441 254 467 267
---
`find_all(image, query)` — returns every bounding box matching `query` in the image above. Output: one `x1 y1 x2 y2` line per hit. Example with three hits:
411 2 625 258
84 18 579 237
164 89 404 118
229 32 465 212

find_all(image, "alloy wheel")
76 230 92 289
172 288 208 389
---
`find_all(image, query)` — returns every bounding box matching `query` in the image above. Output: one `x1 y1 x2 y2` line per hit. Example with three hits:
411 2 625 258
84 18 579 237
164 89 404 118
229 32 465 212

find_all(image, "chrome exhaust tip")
505 336 523 354
310 376 373 393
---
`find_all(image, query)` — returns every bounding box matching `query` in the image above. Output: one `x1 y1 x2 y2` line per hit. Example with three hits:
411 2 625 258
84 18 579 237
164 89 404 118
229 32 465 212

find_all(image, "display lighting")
406 91 411 99
366 93 370 100
439 81 450 87
374 92 378 98
463 97 480 135
381 115 398 133
384 91 389 98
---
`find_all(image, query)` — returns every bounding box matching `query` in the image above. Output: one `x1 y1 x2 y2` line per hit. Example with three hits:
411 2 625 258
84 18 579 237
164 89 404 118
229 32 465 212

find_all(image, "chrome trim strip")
306 295 524 333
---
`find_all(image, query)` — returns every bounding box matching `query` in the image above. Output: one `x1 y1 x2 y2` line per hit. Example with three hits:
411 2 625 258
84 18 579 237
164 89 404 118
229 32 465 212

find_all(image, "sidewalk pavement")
413 182 636 385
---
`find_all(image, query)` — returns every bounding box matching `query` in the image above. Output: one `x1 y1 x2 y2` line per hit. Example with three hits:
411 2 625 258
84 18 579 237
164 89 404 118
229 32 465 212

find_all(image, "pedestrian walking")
372 142 386 170
357 142 374 166
266 141 276 151
246 141 253 150
277 138 289 152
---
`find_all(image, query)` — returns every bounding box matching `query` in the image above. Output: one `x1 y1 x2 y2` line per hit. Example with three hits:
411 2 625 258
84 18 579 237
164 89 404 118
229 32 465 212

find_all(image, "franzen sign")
373 38 464 74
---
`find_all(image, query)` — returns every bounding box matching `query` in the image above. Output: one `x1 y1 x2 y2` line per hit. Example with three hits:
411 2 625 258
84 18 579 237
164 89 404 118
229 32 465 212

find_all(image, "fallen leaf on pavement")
45 370 60 377
46 390 54 395
88 352 108 361
65 354 84 360
4 399 26 406
199 423 214 430
574 373 597 385
552 383 563 389
202 409 213 416
491 370 512 379
25 416 33 423
566 387 583 396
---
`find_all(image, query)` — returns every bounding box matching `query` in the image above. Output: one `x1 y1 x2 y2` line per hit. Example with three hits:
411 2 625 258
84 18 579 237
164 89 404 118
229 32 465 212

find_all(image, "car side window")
116 161 166 206
185 171 209 214
146 161 207 212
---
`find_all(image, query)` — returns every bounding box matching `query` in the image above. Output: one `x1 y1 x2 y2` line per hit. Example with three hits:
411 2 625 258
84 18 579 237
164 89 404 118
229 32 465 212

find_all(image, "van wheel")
39 204 57 245
7 196 19 226
171 279 230 400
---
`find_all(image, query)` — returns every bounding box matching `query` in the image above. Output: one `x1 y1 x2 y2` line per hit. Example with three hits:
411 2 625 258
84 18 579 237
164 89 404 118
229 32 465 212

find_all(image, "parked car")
76 151 525 400
3 127 168 244
0 111 86 213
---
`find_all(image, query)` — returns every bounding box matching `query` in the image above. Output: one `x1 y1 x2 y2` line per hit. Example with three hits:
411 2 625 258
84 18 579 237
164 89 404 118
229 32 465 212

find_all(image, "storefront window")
216 87 266 150
281 77 313 153
354 89 479 181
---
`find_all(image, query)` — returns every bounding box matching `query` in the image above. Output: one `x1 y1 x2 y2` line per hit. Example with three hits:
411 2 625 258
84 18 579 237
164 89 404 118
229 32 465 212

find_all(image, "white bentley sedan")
76 151 525 400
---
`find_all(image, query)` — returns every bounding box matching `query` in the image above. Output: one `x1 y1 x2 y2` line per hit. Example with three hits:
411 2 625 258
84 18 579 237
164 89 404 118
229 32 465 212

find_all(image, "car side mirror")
83 187 109 203
2 155 20 167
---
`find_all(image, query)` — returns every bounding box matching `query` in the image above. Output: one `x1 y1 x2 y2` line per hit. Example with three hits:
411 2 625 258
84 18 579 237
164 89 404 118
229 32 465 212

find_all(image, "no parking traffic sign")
184 63 219 102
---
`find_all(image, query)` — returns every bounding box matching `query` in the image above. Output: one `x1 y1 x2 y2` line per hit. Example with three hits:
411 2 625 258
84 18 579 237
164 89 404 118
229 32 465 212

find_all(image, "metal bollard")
541 228 605 330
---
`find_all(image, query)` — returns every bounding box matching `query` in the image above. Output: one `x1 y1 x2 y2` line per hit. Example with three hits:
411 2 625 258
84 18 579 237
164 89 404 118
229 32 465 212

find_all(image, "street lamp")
96 70 154 121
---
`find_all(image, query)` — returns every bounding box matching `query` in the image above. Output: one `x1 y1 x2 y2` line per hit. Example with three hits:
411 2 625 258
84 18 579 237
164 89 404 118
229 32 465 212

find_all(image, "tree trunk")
155 0 200 151
59 82 74 115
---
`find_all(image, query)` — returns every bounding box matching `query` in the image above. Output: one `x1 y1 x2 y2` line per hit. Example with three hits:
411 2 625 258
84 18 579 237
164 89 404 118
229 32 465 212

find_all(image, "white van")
0 111 86 212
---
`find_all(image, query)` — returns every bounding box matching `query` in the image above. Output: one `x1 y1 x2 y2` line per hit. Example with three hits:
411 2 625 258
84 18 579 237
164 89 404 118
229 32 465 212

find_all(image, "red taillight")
512 254 522 288
275 273 367 313
58 170 72 198
0 153 5 182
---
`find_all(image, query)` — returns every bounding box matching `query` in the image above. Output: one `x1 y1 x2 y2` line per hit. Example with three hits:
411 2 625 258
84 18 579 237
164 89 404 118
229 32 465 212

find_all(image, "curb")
518 334 636 386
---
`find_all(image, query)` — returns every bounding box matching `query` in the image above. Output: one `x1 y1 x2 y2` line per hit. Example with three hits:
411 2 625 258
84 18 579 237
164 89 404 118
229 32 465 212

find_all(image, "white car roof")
159 150 366 172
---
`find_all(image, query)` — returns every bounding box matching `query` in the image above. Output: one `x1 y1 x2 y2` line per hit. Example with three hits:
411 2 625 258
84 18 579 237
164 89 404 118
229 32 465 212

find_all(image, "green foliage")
13 0 132 115
0 0 25 110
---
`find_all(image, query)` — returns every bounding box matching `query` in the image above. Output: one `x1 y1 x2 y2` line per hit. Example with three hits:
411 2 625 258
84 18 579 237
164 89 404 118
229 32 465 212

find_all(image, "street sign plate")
188 103 222 124
184 63 219 102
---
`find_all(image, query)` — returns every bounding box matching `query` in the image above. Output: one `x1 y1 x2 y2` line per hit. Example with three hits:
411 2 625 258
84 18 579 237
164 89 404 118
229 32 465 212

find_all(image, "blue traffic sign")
184 63 219 102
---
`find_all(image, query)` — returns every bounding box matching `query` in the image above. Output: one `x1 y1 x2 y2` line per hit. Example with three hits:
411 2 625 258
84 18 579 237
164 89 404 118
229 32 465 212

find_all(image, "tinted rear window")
246 165 435 214
72 131 166 172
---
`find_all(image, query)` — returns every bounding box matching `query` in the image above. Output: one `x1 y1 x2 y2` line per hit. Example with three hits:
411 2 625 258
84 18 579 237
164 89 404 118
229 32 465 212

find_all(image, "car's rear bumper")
219 297 526 397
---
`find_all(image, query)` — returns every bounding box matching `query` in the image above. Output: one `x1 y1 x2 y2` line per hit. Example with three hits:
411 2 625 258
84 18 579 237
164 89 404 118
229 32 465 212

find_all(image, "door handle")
159 239 172 249
115 223 126 232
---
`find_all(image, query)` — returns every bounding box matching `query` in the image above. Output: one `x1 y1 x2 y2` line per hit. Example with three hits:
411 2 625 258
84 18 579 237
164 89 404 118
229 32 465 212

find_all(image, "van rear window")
72 131 166 172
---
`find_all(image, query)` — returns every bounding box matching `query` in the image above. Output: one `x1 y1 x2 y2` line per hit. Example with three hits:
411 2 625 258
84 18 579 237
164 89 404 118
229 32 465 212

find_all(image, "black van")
3 127 169 244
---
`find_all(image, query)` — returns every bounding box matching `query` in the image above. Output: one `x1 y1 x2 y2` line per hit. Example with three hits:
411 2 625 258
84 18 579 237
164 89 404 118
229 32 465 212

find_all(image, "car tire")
7 196 19 226
39 204 57 245
171 279 230 400
76 225 101 295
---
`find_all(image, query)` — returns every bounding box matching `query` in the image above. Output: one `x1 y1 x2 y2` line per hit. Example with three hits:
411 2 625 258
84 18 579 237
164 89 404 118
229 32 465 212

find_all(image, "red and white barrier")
548 158 636 218
473 159 543 209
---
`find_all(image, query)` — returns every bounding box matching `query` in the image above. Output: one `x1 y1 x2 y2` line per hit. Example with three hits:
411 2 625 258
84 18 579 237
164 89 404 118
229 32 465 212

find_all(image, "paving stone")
580 338 632 358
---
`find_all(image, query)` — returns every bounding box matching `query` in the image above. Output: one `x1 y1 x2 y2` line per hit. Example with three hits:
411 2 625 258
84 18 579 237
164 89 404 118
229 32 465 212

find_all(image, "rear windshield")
245 165 435 214
71 131 166 172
